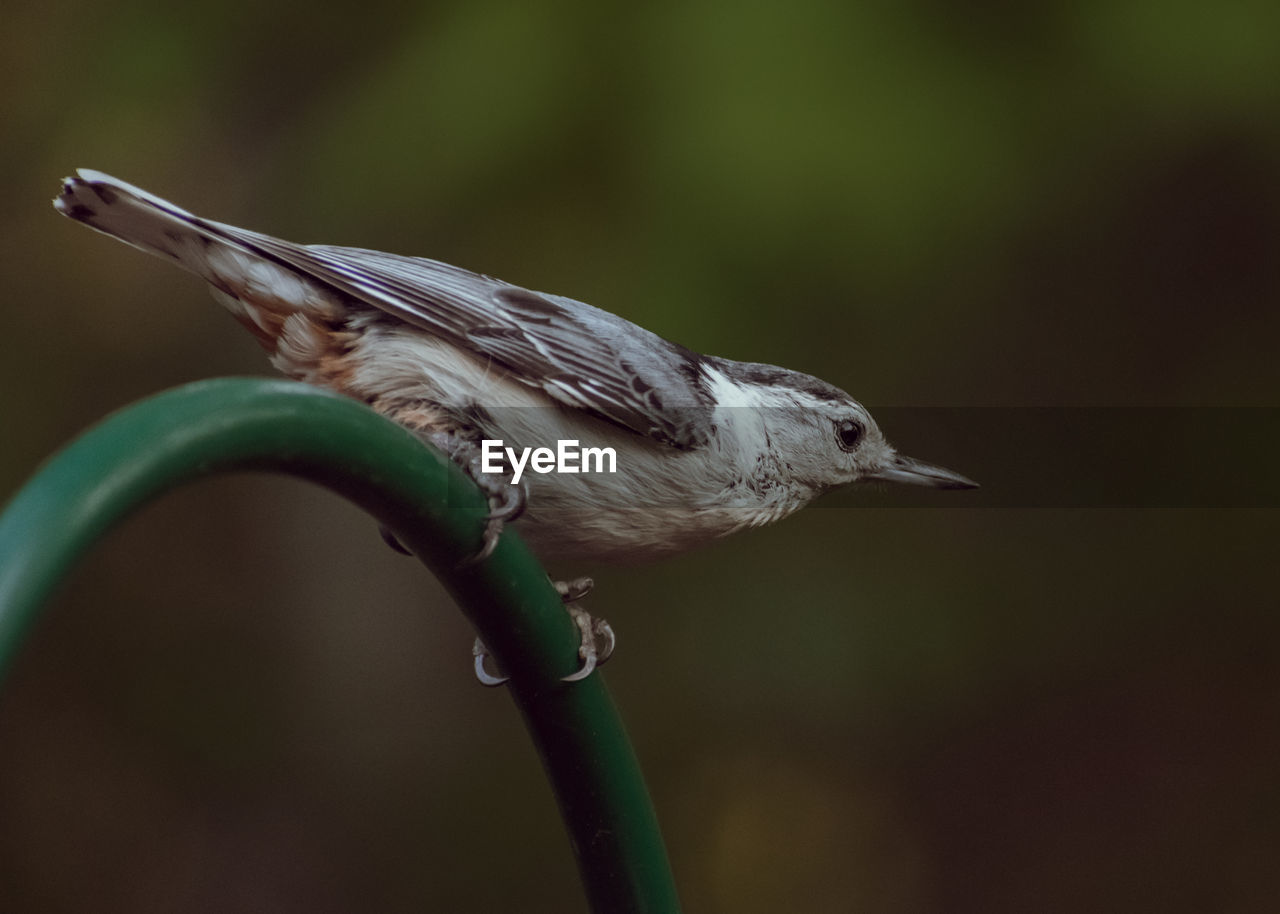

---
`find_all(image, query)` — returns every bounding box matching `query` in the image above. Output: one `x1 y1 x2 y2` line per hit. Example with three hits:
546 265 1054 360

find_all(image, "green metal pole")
0 377 680 913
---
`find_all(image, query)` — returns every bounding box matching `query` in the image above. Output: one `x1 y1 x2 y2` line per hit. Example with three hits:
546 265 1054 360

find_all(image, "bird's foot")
449 434 526 564
377 432 526 563
458 475 526 565
554 576 595 602
559 598 615 683
473 576 613 686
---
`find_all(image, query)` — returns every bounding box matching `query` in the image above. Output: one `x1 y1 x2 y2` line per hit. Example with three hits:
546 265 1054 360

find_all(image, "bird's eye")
835 418 864 452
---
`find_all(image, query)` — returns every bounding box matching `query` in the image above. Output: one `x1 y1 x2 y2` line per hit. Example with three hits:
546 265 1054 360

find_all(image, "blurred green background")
2 1 1279 911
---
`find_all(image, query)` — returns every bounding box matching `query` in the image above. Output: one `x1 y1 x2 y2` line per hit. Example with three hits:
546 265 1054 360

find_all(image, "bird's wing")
54 169 715 447
221 231 716 449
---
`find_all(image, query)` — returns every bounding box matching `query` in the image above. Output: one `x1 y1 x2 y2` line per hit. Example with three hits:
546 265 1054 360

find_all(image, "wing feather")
207 223 714 448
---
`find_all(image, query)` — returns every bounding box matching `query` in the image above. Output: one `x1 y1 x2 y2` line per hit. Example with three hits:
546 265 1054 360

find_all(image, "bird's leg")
557 577 616 682
472 575 615 686
436 430 529 564
374 430 612 686
378 430 526 563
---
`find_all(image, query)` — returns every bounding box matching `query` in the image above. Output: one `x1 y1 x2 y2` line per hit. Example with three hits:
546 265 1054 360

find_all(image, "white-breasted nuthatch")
55 169 976 681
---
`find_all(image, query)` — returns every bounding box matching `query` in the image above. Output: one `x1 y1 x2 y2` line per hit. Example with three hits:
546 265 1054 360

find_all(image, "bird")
54 168 978 681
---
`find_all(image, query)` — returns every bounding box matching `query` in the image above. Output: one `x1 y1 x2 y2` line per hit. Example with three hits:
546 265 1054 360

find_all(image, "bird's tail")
54 169 255 282
53 168 355 361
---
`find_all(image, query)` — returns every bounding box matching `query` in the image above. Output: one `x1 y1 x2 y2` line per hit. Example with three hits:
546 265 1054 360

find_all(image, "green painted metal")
0 377 680 914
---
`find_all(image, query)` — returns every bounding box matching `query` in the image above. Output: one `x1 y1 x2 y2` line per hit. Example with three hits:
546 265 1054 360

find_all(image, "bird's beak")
867 454 979 490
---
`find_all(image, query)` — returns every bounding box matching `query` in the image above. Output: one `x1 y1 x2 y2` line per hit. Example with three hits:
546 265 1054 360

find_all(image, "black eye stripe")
834 418 864 451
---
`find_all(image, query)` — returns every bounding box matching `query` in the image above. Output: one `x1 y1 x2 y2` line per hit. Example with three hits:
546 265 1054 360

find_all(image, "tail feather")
54 169 241 279
55 169 350 363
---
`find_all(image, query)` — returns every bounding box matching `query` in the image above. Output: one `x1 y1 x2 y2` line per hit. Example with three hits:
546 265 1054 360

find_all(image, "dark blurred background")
2 1 1279 911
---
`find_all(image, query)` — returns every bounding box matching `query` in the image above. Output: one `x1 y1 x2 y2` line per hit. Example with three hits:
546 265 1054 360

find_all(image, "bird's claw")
380 477 524 564
471 576 613 686
555 576 594 602
560 602 615 682
378 433 526 563
459 478 527 566
473 637 508 687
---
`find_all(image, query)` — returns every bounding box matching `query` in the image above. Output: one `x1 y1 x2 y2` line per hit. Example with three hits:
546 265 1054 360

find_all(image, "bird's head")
715 363 979 495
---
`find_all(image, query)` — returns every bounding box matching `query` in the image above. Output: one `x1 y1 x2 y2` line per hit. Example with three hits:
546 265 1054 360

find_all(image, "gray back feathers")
56 170 715 449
